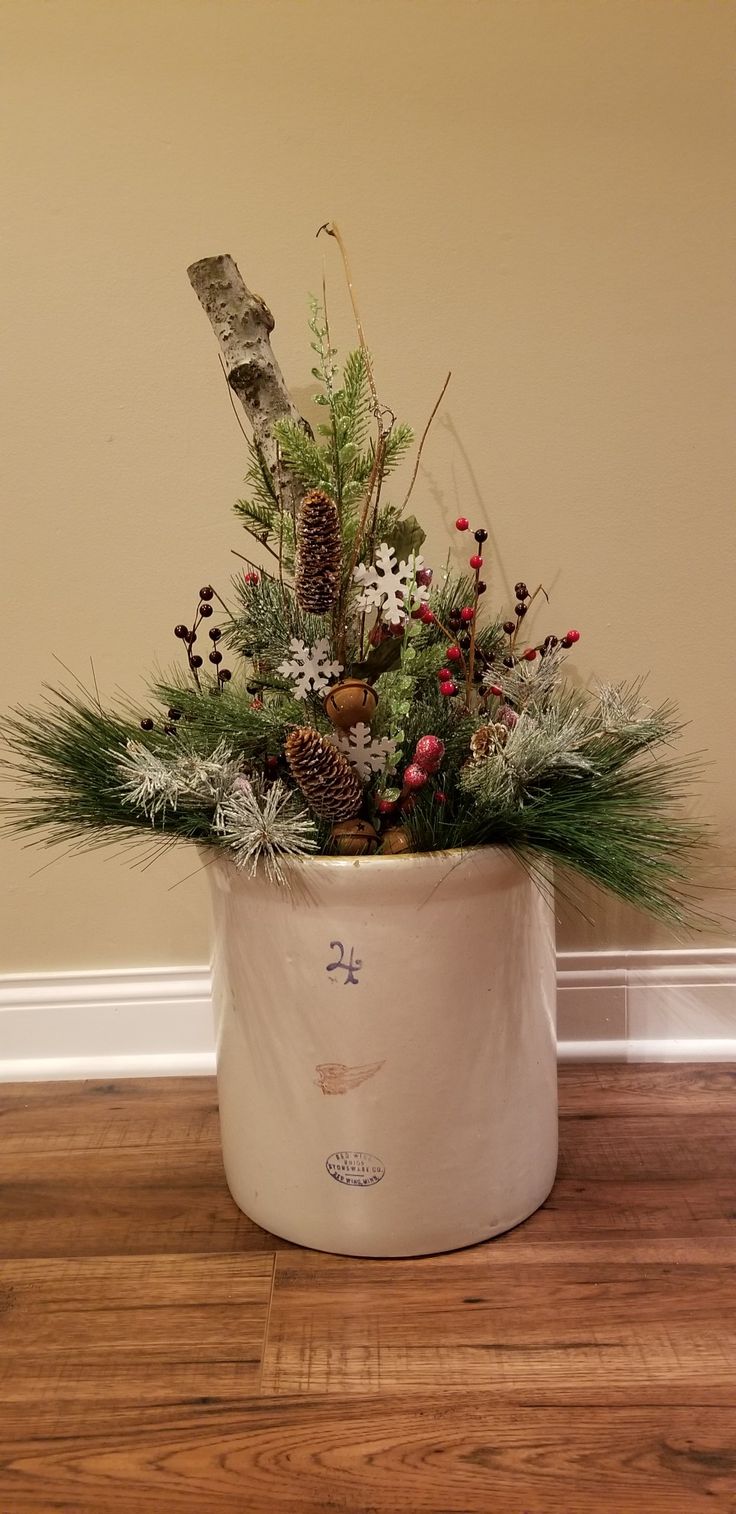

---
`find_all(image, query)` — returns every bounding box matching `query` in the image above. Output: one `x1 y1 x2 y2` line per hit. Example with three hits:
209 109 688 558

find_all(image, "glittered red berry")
244 571 260 586
455 516 470 531
438 666 451 680
446 645 462 662
418 604 435 623
566 629 580 643
404 763 428 791
414 735 445 773
377 795 398 815
460 606 475 622
440 680 457 697
523 648 538 661
488 683 503 697
469 555 483 570
434 790 447 805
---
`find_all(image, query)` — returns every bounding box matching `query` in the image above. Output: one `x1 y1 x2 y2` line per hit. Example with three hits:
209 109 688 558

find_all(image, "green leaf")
350 638 403 681
386 514 426 560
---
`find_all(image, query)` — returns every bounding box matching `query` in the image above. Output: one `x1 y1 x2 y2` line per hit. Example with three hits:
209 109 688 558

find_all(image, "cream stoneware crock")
206 845 557 1257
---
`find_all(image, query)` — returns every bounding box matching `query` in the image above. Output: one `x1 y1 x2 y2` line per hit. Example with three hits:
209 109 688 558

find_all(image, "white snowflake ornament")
331 722 397 781
277 638 343 701
352 542 430 626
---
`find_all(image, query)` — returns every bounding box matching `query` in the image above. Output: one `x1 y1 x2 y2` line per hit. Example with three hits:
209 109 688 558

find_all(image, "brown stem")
336 429 389 665
464 565 482 710
185 605 202 690
230 548 279 583
317 222 379 416
236 524 281 564
217 355 250 443
401 371 452 513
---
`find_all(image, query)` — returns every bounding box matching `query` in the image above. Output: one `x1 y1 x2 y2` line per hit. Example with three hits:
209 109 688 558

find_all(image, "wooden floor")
1 1068 735 1512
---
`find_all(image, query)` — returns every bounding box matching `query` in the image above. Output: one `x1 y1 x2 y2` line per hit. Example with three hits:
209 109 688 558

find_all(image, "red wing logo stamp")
315 1061 385 1095
326 1151 385 1186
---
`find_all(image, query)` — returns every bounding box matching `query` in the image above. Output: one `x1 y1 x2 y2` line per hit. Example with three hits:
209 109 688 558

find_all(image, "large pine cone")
295 489 342 615
285 726 363 821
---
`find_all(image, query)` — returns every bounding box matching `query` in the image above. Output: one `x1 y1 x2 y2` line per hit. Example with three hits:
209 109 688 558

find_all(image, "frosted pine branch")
216 778 318 883
116 740 240 825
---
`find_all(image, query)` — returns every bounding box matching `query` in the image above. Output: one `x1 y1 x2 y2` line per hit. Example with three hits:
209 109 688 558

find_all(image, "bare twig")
317 221 379 416
218 355 250 443
401 371 451 512
511 582 549 652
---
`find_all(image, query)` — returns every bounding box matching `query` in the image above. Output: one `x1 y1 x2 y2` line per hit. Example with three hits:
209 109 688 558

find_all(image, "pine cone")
285 726 363 821
295 489 342 615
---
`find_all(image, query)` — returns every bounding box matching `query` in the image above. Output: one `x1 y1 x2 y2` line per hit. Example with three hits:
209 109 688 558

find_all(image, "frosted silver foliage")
216 777 318 882
116 739 240 827
461 708 595 811
483 645 567 712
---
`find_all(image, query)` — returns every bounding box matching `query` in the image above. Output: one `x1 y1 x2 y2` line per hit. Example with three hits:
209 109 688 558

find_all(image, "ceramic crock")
206 846 557 1257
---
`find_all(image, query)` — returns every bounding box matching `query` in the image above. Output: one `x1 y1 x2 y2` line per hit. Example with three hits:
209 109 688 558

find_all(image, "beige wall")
2 0 734 972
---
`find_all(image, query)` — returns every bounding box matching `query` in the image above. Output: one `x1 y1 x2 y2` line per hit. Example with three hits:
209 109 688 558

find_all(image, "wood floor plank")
0 1145 280 1257
0 1254 274 1410
1 1398 735 1512
505 1174 736 1239
558 1113 736 1180
0 1078 220 1155
261 1244 736 1400
558 1062 736 1115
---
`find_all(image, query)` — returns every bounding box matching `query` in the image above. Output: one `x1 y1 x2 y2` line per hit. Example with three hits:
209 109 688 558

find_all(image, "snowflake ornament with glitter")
331 722 398 781
277 638 344 701
352 542 430 626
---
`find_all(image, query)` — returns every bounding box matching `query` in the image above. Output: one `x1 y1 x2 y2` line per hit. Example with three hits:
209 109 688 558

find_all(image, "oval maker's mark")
326 1151 385 1187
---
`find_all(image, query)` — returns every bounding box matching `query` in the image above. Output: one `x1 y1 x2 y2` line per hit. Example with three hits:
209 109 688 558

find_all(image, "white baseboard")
1 951 736 1081
0 968 216 1082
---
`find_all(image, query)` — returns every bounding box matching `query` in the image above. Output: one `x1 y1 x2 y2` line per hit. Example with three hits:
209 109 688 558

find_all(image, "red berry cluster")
492 580 582 674
455 517 488 571
401 734 447 806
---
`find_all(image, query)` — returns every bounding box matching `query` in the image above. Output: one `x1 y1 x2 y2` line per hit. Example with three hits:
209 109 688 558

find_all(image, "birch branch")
187 253 310 514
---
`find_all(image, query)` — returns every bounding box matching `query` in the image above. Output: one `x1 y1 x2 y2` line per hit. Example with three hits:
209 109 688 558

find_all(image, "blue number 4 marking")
326 941 363 986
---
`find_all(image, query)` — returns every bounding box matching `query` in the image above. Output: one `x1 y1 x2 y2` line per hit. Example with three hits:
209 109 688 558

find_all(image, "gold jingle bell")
331 817 379 856
324 678 378 730
380 825 412 856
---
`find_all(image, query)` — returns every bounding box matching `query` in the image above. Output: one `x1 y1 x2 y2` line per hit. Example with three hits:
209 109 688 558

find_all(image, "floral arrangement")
1 239 707 921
